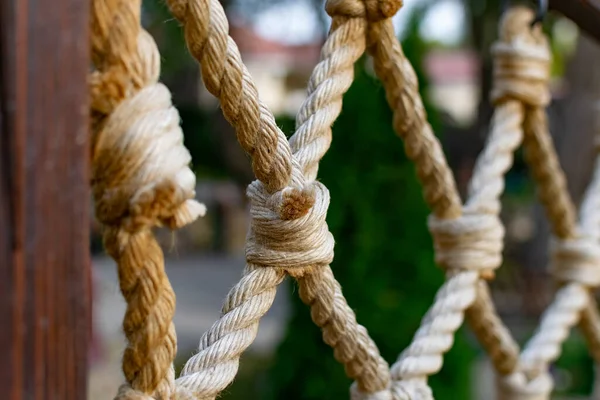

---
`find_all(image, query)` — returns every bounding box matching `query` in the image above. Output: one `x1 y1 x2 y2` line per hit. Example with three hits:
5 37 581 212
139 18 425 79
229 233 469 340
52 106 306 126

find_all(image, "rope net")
88 0 600 399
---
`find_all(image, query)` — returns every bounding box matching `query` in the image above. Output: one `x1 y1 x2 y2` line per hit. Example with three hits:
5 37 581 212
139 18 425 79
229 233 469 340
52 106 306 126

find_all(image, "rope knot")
550 235 600 287
114 384 154 400
92 31 206 232
497 371 553 400
490 6 551 108
428 209 504 277
245 180 334 273
325 0 403 22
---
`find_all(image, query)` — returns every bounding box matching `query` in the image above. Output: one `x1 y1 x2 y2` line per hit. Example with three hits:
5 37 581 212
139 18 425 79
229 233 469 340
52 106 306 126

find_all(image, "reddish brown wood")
0 0 91 398
549 0 600 43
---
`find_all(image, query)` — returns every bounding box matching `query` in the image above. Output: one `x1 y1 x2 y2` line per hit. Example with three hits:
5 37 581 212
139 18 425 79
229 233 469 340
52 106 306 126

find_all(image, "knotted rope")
90 0 205 398
165 0 394 397
93 0 600 398
488 8 600 400
360 7 554 396
506 159 600 399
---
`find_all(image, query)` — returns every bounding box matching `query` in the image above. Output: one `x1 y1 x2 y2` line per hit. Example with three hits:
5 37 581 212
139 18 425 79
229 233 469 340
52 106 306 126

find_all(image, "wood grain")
0 0 91 398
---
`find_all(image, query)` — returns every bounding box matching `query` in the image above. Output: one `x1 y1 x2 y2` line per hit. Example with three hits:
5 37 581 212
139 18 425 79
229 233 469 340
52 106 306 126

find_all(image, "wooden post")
0 0 91 399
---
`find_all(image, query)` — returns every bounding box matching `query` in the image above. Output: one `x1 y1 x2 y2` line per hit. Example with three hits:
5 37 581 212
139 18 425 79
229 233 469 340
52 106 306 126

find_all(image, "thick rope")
94 1 600 398
90 0 205 398
367 20 462 220
522 110 577 239
176 266 285 399
288 2 406 396
492 8 600 399
364 8 548 395
507 155 600 399
175 174 332 397
157 1 331 397
172 1 402 397
165 0 295 194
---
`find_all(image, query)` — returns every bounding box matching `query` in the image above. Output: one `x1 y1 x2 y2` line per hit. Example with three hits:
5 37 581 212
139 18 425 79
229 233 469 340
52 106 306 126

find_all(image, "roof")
423 49 479 84
229 21 322 69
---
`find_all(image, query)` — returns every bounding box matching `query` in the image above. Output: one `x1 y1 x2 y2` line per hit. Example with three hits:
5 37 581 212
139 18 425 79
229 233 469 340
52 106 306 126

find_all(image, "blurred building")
423 49 479 126
199 21 481 126
198 19 323 117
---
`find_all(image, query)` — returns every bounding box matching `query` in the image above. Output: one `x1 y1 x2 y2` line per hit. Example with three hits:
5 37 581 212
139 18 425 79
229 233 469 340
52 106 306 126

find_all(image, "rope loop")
325 0 403 22
550 235 600 287
91 31 205 232
497 371 553 400
490 6 551 108
428 208 504 275
245 179 334 273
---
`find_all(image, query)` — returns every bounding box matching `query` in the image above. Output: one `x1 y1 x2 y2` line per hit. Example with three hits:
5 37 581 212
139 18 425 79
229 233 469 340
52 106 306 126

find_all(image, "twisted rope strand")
105 229 178 399
460 101 525 375
491 8 600 399
295 266 392 395
90 0 204 398
176 266 285 398
465 282 520 375
580 297 600 363
367 13 529 390
516 149 600 390
290 17 368 181
368 20 462 220
288 5 394 395
166 0 294 193
522 108 577 239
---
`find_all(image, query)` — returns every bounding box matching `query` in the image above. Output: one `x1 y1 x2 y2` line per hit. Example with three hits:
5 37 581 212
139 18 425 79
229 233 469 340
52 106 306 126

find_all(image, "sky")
246 0 466 46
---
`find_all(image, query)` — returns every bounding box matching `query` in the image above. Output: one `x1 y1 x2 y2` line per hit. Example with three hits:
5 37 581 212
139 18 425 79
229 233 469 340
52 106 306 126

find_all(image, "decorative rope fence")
88 1 600 399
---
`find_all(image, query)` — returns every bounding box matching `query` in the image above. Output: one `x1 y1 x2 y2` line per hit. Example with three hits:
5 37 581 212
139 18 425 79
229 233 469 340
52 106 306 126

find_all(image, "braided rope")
166 0 293 193
167 0 403 398
89 0 205 398
92 1 600 399
501 141 600 399
365 8 546 394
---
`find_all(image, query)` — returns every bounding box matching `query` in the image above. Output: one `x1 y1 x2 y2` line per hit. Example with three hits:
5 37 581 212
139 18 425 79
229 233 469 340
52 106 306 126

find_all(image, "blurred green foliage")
254 12 475 400
552 333 594 395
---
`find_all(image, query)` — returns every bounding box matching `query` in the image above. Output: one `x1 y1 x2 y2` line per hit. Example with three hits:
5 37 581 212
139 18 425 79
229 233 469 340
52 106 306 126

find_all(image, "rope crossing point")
88 1 600 399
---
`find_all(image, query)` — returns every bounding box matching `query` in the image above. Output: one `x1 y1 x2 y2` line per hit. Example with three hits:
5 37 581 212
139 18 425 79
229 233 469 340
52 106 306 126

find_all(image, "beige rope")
363 7 549 395
522 110 577 239
367 19 462 220
90 0 205 398
289 2 407 397
157 1 316 397
93 0 600 398
168 0 404 398
504 158 600 399
166 0 294 194
492 9 600 400
368 16 515 373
